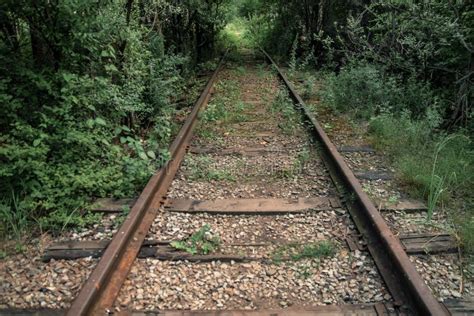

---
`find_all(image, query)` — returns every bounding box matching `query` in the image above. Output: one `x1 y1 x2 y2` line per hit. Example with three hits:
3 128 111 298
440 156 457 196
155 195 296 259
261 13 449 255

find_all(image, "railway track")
1 49 470 315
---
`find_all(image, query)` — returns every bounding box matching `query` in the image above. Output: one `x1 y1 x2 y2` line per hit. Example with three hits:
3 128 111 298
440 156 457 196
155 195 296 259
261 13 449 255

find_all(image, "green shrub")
320 63 442 120
272 87 300 134
369 112 473 252
0 2 195 238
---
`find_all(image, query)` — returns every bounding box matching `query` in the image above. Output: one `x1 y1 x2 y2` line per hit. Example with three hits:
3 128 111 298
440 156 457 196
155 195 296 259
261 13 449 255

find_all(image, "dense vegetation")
0 0 231 238
1 0 472 259
239 0 473 254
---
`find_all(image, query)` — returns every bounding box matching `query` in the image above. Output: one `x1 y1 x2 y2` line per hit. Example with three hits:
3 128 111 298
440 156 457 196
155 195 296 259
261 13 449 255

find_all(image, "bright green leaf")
95 117 106 126
138 151 148 160
147 150 156 159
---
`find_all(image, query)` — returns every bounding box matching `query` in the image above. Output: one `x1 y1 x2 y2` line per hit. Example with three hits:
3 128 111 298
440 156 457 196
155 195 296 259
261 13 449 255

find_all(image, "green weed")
368 112 473 253
0 191 31 239
186 156 235 182
235 66 246 75
320 64 441 120
272 87 300 134
170 224 220 255
296 264 312 279
272 241 336 263
302 75 316 99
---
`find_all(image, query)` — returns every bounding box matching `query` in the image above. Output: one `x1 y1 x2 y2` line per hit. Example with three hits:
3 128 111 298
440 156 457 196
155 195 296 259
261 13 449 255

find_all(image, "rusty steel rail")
261 50 450 316
67 52 227 316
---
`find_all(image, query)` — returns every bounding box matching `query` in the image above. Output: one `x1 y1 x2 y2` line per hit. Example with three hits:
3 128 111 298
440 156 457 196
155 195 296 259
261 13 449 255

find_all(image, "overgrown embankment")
234 0 473 255
0 1 230 239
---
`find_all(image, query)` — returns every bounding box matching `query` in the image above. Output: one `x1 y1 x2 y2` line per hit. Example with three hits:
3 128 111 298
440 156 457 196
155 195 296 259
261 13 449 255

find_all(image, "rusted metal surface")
165 197 338 214
66 53 227 316
261 50 449 316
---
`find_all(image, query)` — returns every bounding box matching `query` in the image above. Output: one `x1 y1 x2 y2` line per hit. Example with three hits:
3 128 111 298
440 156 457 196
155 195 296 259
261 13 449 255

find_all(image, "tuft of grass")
272 241 336 263
234 66 246 75
369 112 473 255
0 191 31 240
273 148 311 179
186 156 235 182
301 74 317 99
271 87 300 134
170 224 220 255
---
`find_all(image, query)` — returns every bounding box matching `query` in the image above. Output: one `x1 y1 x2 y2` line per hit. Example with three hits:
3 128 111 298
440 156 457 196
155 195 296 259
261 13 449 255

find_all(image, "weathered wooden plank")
346 233 457 255
400 233 457 254
90 198 135 213
165 199 194 212
443 299 474 315
188 146 286 156
47 240 110 251
132 304 389 316
354 170 394 181
0 303 400 316
42 240 169 261
139 249 248 262
90 197 426 214
44 232 456 262
0 310 64 316
230 132 276 138
377 198 427 212
338 145 375 153
165 197 338 214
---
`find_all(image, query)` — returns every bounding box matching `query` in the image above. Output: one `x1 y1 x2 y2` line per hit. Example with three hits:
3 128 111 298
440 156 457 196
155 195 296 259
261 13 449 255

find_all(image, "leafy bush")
272 87 300 134
0 1 229 239
320 63 442 120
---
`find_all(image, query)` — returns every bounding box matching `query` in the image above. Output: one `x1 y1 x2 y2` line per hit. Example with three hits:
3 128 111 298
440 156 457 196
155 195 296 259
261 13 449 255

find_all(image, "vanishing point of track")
12 50 451 315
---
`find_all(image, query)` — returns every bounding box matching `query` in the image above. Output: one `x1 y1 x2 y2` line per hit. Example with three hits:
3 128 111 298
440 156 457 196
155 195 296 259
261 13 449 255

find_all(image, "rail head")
261 49 450 316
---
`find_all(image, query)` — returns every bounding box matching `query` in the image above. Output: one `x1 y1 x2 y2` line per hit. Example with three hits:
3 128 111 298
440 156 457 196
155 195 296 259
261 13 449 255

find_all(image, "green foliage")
218 18 254 50
0 1 230 238
272 241 336 263
369 112 473 252
339 1 473 129
271 87 300 134
461 218 474 255
240 0 472 129
201 80 241 124
274 148 311 179
295 148 310 171
0 192 31 239
170 224 220 255
186 156 235 182
320 63 442 120
302 75 317 99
